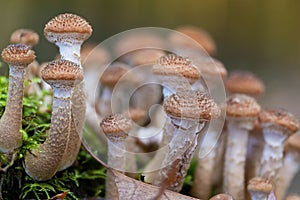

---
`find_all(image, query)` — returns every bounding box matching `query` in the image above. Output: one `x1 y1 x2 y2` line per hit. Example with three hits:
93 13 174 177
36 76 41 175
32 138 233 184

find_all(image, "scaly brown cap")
126 107 147 125
1 44 35 66
196 57 227 78
226 94 261 118
10 29 39 47
100 114 132 140
169 26 217 55
130 49 166 66
163 90 220 121
209 193 233 200
153 54 200 80
41 59 83 85
247 177 273 193
100 62 129 87
259 109 299 133
44 13 92 43
226 71 265 96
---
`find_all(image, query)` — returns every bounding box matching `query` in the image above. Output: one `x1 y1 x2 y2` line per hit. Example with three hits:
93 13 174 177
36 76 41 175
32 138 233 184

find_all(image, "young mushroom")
223 94 261 200
100 114 132 200
152 53 201 98
24 59 83 181
258 109 299 181
276 133 300 200
44 13 92 170
247 177 273 200
0 44 35 153
153 89 220 192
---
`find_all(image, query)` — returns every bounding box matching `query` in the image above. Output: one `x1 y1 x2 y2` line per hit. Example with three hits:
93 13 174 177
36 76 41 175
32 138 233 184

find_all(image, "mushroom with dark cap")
0 44 35 155
223 94 261 200
24 59 83 181
153 90 220 192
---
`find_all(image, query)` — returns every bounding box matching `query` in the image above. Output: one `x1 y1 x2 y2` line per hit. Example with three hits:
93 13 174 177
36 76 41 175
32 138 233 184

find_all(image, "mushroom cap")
126 107 147 124
169 25 217 55
81 43 110 67
259 109 299 133
209 193 233 200
10 29 39 47
44 13 92 43
100 62 130 87
163 90 220 121
130 49 166 66
247 177 273 193
226 70 265 96
41 59 83 85
196 57 227 78
100 114 132 140
226 94 261 118
152 54 200 80
1 44 35 66
286 133 300 152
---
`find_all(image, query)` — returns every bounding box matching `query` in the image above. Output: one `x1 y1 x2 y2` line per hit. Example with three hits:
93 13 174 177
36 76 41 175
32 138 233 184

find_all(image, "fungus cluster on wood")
0 14 299 200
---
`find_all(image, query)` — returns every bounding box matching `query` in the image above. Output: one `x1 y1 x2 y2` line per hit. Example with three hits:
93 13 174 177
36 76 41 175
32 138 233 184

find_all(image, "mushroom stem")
0 66 26 153
58 43 81 65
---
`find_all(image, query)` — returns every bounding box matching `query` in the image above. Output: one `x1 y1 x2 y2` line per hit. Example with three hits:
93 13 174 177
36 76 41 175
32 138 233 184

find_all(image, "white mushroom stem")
223 121 250 200
191 129 219 199
56 42 81 65
24 84 73 180
259 125 290 180
153 119 204 192
0 66 26 153
275 151 300 200
249 191 269 200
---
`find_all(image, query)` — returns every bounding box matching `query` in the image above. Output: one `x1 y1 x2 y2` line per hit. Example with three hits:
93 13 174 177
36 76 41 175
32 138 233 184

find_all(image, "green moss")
0 76 106 200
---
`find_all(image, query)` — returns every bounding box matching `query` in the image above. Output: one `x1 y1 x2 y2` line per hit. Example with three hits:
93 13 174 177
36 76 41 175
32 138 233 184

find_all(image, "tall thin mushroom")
100 114 132 200
24 59 83 181
44 13 92 170
0 44 35 155
153 90 220 192
223 94 261 200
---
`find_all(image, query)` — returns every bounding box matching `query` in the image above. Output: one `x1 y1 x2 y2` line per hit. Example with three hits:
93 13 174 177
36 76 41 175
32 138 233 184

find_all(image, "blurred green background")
0 0 299 192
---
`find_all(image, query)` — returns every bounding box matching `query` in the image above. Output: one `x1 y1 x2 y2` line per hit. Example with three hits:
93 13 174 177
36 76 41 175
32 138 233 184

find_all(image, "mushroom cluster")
0 14 299 200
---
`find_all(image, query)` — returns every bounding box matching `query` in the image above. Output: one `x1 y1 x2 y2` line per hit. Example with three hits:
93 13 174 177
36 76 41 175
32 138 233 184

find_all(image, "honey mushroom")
153 90 220 192
44 13 92 170
0 44 35 170
100 114 132 200
223 94 261 200
24 59 83 181
209 193 234 200
247 177 273 200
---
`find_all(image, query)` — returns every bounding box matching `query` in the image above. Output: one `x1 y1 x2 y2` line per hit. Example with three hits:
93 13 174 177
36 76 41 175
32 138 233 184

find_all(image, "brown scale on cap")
10 29 39 47
209 193 233 200
100 62 129 87
42 59 83 83
153 54 200 80
100 114 132 140
1 44 35 66
226 94 261 118
170 26 217 55
226 71 265 97
259 109 299 133
247 177 273 193
163 90 220 121
44 13 92 35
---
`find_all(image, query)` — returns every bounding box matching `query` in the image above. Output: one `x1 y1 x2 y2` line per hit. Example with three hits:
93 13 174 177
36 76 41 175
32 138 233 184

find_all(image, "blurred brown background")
0 0 299 193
